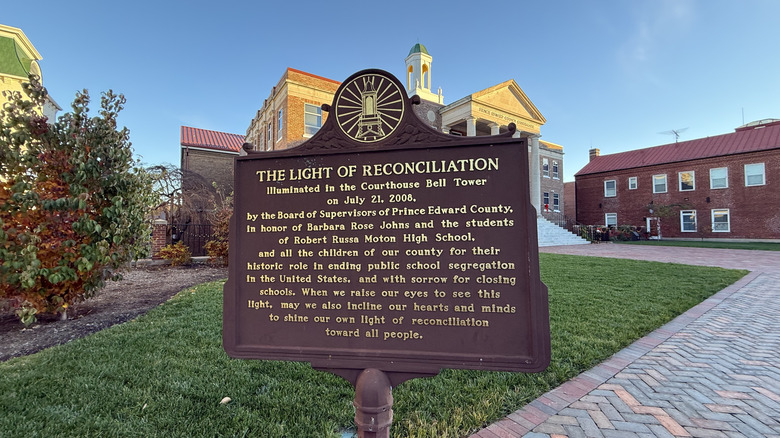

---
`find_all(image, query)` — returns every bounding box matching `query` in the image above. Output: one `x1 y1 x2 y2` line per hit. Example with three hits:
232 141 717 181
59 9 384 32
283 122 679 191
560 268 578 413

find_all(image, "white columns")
466 117 477 136
489 122 500 135
529 134 542 216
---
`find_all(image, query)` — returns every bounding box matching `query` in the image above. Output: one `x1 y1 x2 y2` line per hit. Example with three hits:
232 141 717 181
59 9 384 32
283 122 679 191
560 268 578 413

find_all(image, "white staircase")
537 216 590 247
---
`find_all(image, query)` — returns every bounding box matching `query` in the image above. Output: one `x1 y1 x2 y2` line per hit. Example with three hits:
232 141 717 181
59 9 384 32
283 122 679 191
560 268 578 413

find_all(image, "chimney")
589 148 600 161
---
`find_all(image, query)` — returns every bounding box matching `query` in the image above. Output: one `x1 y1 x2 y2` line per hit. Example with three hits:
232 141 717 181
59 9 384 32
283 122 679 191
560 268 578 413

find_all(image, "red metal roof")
180 126 244 153
576 121 780 176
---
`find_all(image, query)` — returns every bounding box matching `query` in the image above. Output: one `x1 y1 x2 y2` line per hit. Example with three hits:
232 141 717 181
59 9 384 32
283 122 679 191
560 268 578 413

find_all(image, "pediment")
0 25 40 60
471 79 546 125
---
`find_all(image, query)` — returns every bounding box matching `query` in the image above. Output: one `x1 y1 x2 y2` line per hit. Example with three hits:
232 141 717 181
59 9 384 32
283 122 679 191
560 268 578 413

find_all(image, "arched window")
29 61 42 81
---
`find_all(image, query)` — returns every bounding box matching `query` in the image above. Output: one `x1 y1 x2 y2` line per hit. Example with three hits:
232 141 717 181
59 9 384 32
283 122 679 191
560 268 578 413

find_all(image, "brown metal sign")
223 69 550 377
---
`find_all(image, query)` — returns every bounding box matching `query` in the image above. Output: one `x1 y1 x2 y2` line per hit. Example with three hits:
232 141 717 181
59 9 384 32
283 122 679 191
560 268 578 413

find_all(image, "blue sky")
5 0 779 182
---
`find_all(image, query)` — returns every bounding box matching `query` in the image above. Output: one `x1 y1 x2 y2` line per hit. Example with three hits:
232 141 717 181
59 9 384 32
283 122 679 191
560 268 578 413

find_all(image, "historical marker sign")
223 69 550 379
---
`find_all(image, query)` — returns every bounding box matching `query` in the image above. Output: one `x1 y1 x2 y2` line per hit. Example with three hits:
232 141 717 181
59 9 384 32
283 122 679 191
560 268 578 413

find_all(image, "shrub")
613 225 633 241
0 76 155 324
204 196 231 267
157 241 192 266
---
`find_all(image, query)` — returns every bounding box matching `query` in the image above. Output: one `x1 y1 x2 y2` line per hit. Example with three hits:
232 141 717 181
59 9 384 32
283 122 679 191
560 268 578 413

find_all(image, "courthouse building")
242 44 566 218
180 44 582 248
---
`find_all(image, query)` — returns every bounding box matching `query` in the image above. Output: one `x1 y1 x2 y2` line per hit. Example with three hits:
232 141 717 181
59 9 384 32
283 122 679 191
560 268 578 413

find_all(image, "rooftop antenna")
659 127 688 143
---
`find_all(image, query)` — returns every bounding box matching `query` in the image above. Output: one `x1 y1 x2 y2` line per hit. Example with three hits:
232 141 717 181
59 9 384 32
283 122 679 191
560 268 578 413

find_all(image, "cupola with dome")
405 43 443 104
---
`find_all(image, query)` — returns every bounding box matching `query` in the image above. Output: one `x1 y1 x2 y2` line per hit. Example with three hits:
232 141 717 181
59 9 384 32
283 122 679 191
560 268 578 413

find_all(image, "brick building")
180 125 244 212
574 119 780 240
245 68 340 151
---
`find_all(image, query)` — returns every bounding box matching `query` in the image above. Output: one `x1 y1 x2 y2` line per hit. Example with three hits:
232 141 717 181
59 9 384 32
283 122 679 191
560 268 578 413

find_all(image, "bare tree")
146 163 182 224
147 163 234 227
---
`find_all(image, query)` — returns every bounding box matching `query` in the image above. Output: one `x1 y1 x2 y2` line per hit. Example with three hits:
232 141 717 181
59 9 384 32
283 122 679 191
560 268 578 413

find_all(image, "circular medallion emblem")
333 72 406 143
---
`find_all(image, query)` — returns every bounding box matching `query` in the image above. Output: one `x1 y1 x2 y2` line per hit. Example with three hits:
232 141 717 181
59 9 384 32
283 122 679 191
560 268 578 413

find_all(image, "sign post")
223 69 550 436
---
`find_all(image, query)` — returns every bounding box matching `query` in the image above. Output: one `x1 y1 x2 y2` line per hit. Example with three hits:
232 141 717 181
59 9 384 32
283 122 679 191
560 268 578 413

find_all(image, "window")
680 210 697 232
679 171 695 191
304 103 322 137
553 193 560 211
710 167 728 189
552 161 559 179
267 122 272 145
543 192 550 207
711 209 730 232
745 163 765 186
277 109 283 142
653 174 667 193
628 176 637 190
604 180 616 197
542 158 549 178
605 213 617 227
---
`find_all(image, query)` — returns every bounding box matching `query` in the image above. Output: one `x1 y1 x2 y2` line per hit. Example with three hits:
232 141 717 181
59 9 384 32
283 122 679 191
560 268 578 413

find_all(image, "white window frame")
267 122 272 145
653 174 667 193
604 180 616 197
542 158 550 178
277 109 283 142
710 167 728 189
744 163 765 186
678 171 695 192
303 103 322 137
543 192 550 207
628 176 637 190
605 213 617 227
553 193 560 212
711 209 731 232
552 161 559 179
680 210 697 232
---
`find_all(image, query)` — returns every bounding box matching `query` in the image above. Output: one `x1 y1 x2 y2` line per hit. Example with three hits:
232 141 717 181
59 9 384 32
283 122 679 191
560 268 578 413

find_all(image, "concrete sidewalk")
470 244 780 438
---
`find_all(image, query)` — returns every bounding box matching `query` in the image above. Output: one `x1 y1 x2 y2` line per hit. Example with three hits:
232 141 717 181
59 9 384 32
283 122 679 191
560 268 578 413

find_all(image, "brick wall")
575 149 780 239
282 69 339 150
182 148 236 196
564 181 576 220
286 94 334 146
410 100 445 131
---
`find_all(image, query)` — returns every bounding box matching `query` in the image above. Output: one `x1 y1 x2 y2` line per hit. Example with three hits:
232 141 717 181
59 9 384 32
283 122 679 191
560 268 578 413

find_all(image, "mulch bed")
0 264 227 362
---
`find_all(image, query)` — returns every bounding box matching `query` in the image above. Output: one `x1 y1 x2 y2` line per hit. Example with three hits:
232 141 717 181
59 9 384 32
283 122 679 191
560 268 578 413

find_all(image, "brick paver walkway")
470 244 780 438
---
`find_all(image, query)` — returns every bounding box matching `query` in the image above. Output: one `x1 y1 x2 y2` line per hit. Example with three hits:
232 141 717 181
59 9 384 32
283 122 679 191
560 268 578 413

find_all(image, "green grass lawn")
0 254 747 437
616 239 780 251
